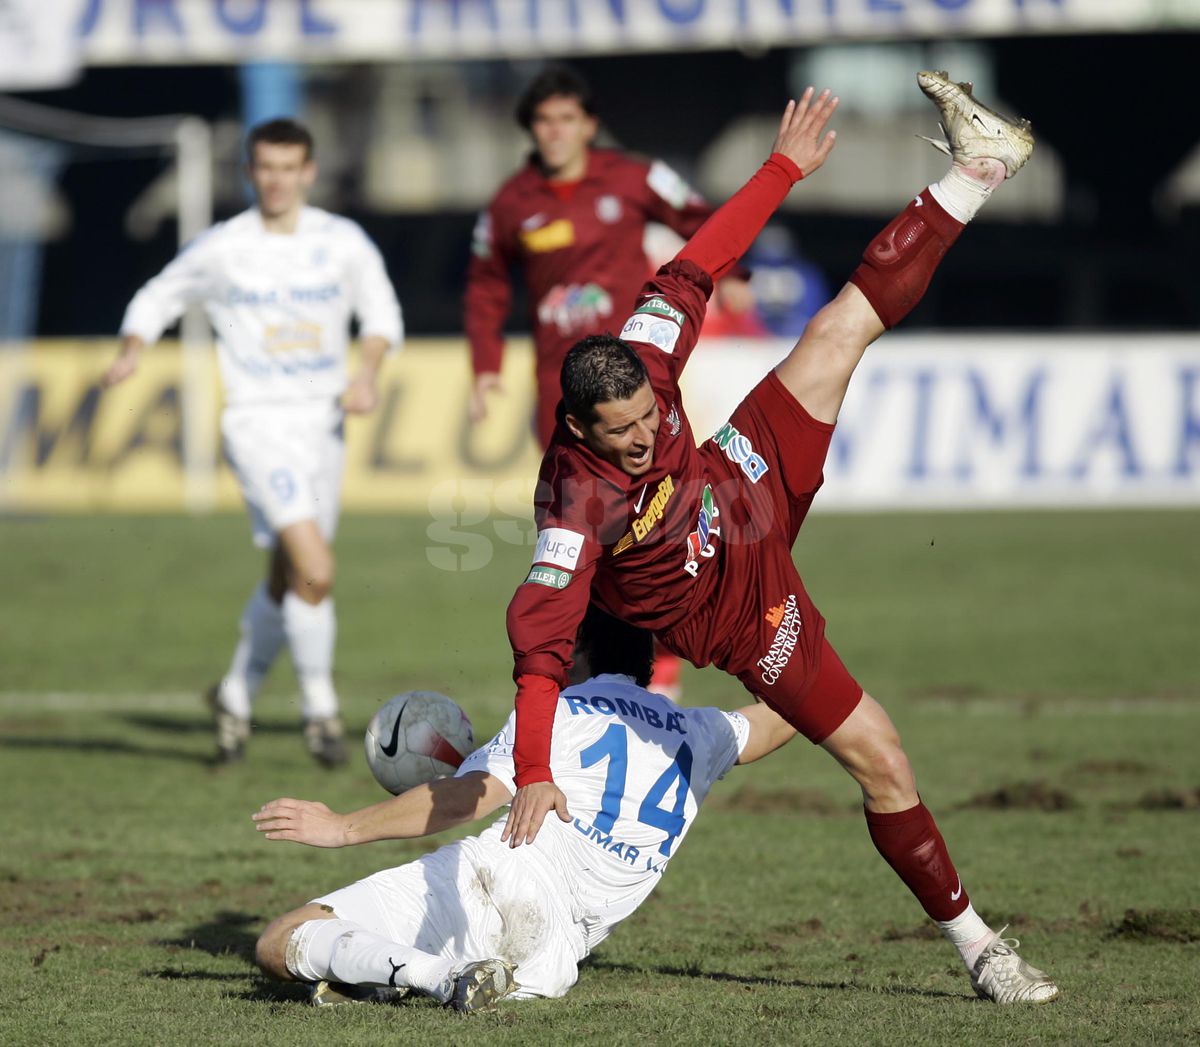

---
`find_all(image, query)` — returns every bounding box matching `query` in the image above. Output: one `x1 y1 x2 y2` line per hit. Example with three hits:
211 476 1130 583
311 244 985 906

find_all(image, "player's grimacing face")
248 142 315 218
530 95 597 175
568 382 660 478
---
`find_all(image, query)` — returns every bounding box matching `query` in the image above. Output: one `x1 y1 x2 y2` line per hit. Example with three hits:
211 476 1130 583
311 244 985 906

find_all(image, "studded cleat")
449 959 519 1014
917 70 1034 179
970 930 1060 1004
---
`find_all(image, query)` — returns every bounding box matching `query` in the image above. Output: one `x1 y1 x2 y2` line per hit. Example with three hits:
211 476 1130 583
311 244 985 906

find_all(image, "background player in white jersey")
251 607 797 1011
103 119 403 766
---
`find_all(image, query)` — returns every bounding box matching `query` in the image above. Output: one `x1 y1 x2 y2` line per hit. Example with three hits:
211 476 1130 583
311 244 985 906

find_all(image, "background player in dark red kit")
502 75 1059 1005
466 65 750 695
464 65 752 448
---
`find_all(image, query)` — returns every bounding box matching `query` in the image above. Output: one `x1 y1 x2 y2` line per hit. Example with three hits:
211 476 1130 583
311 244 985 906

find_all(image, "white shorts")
311 835 586 999
221 400 345 549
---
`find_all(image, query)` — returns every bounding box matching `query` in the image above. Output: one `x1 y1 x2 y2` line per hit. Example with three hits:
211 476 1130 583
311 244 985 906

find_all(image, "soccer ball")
364 691 475 795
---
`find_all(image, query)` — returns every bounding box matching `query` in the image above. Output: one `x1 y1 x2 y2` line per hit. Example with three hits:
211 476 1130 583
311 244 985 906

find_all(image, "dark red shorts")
667 370 862 743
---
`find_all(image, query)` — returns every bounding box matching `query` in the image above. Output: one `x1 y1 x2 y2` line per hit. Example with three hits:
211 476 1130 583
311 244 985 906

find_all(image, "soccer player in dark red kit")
502 74 1059 1006
466 64 749 696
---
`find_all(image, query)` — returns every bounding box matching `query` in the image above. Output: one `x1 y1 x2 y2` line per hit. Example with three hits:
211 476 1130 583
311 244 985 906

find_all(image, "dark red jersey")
507 154 814 785
506 259 722 684
464 148 712 389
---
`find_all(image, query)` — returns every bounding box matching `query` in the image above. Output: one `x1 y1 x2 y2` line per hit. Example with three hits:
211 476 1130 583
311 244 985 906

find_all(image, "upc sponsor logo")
533 526 584 570
613 475 675 556
758 594 801 686
620 314 680 354
525 566 572 590
711 422 769 484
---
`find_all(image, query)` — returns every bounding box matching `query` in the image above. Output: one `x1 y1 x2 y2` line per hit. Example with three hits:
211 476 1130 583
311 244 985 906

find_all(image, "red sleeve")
678 153 803 282
463 198 515 376
615 259 712 395
513 674 559 787
506 469 609 783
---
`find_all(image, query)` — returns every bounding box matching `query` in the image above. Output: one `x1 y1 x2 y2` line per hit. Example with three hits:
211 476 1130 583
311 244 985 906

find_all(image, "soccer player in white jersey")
251 607 798 1012
103 119 403 766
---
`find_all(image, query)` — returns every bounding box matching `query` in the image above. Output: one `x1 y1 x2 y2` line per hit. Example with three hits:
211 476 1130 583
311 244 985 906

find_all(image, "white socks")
936 902 996 970
282 591 339 721
287 919 457 1003
928 161 1004 224
218 583 285 719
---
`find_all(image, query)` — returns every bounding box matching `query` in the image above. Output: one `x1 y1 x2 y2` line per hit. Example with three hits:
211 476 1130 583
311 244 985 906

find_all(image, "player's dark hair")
246 118 314 163
577 605 654 687
515 65 596 130
561 334 649 424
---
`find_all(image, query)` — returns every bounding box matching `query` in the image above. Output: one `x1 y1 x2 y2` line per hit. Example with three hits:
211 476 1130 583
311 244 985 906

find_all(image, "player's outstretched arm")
676 88 838 284
252 771 511 848
770 86 839 180
734 701 799 764
101 334 147 388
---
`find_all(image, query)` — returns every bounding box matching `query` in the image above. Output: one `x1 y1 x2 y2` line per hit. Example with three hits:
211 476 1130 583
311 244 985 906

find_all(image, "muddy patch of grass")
1108 909 1200 943
956 780 1077 812
1131 787 1200 810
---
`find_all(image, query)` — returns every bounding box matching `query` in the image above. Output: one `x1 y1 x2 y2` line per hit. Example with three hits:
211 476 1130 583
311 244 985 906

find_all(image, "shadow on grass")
587 959 964 1001
119 713 300 736
160 909 261 964
0 736 211 765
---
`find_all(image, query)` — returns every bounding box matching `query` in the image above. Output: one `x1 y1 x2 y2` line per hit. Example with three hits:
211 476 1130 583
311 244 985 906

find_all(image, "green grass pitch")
1 510 1197 1045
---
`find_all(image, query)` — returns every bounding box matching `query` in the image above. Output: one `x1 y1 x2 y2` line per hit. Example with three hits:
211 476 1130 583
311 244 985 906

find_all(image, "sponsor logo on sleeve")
647 159 696 210
470 211 492 258
533 527 584 570
758 595 801 685
635 296 687 326
525 566 573 590
620 314 680 354
711 422 770 484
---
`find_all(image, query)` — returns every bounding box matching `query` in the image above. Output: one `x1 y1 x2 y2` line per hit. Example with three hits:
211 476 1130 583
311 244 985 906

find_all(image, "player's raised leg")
277 520 346 767
773 70 1034 425
799 73 1054 1004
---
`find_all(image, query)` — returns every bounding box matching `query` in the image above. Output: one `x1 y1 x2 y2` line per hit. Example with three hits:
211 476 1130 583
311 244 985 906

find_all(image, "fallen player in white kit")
252 607 797 1011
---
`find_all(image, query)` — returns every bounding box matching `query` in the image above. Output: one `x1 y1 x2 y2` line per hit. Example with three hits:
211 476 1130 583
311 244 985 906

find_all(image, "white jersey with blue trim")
457 673 749 951
120 206 403 406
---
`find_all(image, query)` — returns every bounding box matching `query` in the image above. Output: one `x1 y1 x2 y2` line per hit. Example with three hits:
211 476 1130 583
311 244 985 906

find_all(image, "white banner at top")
77 0 1200 65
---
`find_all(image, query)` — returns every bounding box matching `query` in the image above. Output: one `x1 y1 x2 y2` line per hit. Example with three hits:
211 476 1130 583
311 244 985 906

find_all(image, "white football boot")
205 684 250 764
917 70 1035 179
449 959 519 1014
304 715 347 768
970 929 1060 1004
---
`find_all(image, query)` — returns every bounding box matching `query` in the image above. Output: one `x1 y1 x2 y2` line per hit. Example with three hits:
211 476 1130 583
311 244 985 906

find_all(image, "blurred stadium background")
2 1 1199 518
2 5 1199 1042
